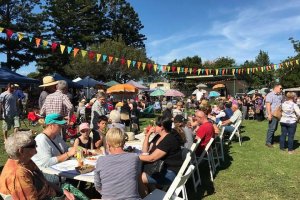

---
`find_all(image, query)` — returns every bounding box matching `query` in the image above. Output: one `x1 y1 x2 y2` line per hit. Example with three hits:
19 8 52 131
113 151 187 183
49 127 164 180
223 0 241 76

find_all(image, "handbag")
143 160 165 176
272 105 282 119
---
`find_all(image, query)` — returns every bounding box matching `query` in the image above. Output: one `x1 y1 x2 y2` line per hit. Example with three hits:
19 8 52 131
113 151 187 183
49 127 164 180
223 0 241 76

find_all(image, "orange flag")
35 38 41 47
137 62 141 69
184 68 188 74
205 69 208 75
108 56 113 64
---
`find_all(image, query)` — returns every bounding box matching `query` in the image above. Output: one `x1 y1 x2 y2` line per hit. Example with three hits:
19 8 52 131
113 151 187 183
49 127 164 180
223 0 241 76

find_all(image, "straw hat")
39 76 59 87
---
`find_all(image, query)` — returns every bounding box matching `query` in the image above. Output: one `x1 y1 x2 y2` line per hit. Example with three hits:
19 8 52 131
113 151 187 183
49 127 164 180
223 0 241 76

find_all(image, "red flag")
147 63 152 71
88 51 95 60
120 58 125 66
193 68 197 74
6 29 13 39
171 66 176 72
51 42 58 52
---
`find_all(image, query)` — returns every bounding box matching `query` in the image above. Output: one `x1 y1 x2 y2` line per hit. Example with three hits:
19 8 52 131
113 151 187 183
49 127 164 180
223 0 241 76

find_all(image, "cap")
45 113 66 125
174 115 185 123
79 123 90 132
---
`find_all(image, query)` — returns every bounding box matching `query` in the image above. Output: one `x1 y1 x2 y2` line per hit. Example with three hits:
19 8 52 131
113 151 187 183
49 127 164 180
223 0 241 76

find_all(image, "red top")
196 121 215 153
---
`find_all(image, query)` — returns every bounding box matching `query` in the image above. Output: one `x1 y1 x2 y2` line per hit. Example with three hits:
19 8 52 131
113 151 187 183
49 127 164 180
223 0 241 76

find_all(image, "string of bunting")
0 26 299 75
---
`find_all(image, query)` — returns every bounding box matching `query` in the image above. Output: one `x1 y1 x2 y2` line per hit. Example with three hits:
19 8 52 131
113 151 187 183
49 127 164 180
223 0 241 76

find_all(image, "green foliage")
0 0 45 70
204 56 236 69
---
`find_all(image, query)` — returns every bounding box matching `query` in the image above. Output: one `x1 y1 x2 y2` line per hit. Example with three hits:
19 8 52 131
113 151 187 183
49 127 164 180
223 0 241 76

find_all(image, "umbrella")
212 83 225 89
150 88 165 97
106 84 138 94
192 89 207 95
126 80 148 90
196 83 208 88
164 89 185 97
105 80 120 87
208 91 220 98
77 76 105 88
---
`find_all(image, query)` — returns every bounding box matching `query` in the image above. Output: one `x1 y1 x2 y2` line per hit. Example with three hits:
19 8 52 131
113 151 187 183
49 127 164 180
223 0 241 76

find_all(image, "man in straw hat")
38 76 58 109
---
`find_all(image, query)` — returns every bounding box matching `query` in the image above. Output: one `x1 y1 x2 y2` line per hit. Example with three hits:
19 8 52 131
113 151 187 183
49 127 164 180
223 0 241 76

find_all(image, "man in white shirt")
222 104 242 133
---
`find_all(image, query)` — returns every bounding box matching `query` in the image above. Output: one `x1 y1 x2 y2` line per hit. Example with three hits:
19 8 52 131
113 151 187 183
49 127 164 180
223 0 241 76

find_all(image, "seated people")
91 115 108 149
224 101 234 119
94 128 145 199
31 113 77 183
173 115 194 149
73 122 93 153
107 109 125 131
222 104 243 133
172 101 183 118
194 110 215 155
215 103 227 123
162 102 173 120
0 131 75 200
139 117 183 190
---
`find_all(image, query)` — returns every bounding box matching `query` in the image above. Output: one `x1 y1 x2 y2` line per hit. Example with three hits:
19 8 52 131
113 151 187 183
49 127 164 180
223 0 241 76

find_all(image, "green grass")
0 119 300 199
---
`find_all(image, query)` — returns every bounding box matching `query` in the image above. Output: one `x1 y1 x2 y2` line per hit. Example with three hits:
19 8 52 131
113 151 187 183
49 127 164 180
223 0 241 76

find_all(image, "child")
74 122 93 154
27 108 40 126
91 115 108 149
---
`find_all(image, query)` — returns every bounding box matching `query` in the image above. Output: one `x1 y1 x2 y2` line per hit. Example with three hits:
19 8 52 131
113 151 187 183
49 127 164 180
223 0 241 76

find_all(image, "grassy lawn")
0 119 300 199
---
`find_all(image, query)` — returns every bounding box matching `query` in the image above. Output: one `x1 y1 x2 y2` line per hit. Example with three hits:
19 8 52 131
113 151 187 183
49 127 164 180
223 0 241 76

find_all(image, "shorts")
146 169 176 186
2 116 20 131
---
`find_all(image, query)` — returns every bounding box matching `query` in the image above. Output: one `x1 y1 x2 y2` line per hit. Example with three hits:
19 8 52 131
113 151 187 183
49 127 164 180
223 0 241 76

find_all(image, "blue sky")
1 0 300 75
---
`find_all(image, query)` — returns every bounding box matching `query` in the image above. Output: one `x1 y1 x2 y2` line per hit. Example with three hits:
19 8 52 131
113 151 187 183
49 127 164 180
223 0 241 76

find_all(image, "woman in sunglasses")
0 131 75 200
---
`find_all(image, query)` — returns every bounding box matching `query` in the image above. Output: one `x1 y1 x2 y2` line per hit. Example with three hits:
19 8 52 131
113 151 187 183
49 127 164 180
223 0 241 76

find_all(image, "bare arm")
139 148 167 162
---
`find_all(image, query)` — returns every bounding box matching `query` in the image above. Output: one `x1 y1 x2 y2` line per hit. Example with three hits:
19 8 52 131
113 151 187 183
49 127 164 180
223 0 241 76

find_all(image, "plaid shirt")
40 90 73 118
0 159 56 199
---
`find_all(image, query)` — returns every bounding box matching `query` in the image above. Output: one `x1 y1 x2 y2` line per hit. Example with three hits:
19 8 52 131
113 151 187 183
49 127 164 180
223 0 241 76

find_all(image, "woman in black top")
120 100 131 126
139 116 183 190
131 102 140 132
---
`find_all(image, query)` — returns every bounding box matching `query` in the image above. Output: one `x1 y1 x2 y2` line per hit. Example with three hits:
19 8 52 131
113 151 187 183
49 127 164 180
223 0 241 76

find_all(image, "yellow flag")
0 27 3 33
96 54 101 62
60 45 65 54
127 60 131 68
153 64 157 72
42 40 48 47
17 32 24 41
167 66 170 72
261 67 264 72
216 69 219 75
296 60 299 65
290 61 293 66
232 69 235 75
189 68 192 74
198 69 201 75
247 68 250 74
142 63 146 70
81 50 87 58
285 62 289 67
177 67 180 74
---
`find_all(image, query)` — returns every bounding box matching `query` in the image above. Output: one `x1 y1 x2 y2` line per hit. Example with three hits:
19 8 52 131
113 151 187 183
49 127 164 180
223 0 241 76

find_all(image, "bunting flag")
216 69 219 75
172 66 176 72
81 50 87 58
67 47 72 54
127 60 131 68
137 61 141 69
115 57 119 62
184 67 188 74
261 67 264 72
6 29 13 39
52 42 58 52
60 44 65 54
73 48 79 57
88 51 95 60
108 56 113 64
132 61 136 67
102 54 107 62
147 63 152 71
0 27 3 33
42 40 48 47
35 38 41 47
120 58 125 65
232 69 235 75
96 54 101 62
153 64 157 72
296 60 299 65
177 67 180 74
28 35 33 42
17 32 24 41
167 66 170 72
193 68 197 74
205 69 208 75
142 62 146 70
189 68 193 74
181 67 184 73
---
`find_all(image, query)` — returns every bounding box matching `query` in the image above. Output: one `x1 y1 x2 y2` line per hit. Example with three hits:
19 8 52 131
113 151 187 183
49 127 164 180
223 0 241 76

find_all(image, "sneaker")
280 148 286 151
288 151 294 154
265 144 274 148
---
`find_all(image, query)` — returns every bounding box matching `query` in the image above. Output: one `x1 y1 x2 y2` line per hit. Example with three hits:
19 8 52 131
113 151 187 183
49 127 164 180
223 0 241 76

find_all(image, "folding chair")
189 138 202 192
228 120 242 146
215 126 225 162
0 193 12 200
143 164 195 200
196 138 215 182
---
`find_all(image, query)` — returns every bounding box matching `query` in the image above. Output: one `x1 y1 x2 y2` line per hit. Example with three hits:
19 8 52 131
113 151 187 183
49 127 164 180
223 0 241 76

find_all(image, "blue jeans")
280 122 297 151
266 117 279 145
224 125 235 134
146 169 176 186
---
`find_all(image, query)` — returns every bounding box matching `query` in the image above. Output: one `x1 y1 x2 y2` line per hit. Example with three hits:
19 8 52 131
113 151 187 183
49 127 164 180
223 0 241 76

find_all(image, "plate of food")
75 164 95 174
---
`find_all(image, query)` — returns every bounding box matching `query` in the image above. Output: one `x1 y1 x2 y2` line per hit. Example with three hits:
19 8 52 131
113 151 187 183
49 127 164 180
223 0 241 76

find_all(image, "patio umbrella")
106 84 137 94
150 88 165 97
208 91 220 98
212 83 225 89
196 83 208 88
192 89 207 95
164 89 185 97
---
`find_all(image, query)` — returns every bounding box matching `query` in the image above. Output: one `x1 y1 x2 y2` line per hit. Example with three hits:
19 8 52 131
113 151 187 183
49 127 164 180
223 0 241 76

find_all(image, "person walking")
38 76 58 109
265 84 283 148
279 92 300 154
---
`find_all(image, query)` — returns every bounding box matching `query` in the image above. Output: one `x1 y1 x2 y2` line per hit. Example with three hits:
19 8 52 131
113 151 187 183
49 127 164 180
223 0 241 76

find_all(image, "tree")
36 0 106 75
0 0 44 70
99 0 146 48
64 39 155 83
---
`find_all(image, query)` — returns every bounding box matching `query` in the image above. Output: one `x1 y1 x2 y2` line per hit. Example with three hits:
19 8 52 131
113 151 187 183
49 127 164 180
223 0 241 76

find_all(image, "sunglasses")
23 141 37 149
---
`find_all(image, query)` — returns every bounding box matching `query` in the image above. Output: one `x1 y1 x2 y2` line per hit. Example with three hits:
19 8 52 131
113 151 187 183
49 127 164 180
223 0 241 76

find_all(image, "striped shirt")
280 101 300 124
94 153 141 200
40 90 73 118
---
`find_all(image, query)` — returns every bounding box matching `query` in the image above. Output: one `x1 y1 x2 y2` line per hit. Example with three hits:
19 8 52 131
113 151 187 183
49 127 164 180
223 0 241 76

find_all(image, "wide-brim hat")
39 76 59 87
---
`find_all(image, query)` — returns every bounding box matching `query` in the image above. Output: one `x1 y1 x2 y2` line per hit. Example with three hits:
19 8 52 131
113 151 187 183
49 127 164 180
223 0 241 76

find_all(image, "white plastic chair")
189 138 202 191
228 120 242 146
0 193 12 200
215 126 225 162
143 164 195 200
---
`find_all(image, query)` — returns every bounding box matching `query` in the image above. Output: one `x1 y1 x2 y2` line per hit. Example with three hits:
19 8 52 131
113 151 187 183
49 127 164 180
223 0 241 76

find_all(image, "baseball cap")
174 115 185 123
79 123 90 132
45 113 66 125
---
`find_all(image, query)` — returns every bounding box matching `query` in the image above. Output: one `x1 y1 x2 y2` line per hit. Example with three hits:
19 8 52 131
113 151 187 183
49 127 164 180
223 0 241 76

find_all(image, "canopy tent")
208 91 221 98
247 88 267 95
77 76 105 88
150 88 165 97
72 77 82 82
196 83 208 88
105 80 120 87
0 67 39 86
126 80 148 90
164 89 185 97
52 73 82 88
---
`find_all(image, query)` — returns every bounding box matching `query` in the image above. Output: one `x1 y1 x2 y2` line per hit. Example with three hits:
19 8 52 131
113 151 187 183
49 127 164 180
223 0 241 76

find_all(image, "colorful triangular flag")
127 60 132 68
42 40 48 47
74 48 79 57
142 63 146 70
137 62 141 69
81 50 87 58
102 54 107 62
60 44 65 54
67 47 72 54
96 54 101 62
88 51 95 60
153 64 157 72
35 38 41 47
17 32 24 41
108 56 113 64
132 61 136 67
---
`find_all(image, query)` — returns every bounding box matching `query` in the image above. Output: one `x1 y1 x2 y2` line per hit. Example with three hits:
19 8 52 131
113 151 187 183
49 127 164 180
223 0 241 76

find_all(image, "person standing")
279 92 300 154
91 92 108 131
265 84 283 148
38 76 58 109
0 83 19 141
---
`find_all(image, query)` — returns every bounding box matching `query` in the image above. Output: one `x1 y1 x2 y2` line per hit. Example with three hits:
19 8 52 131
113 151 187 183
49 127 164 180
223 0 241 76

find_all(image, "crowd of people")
0 76 299 199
